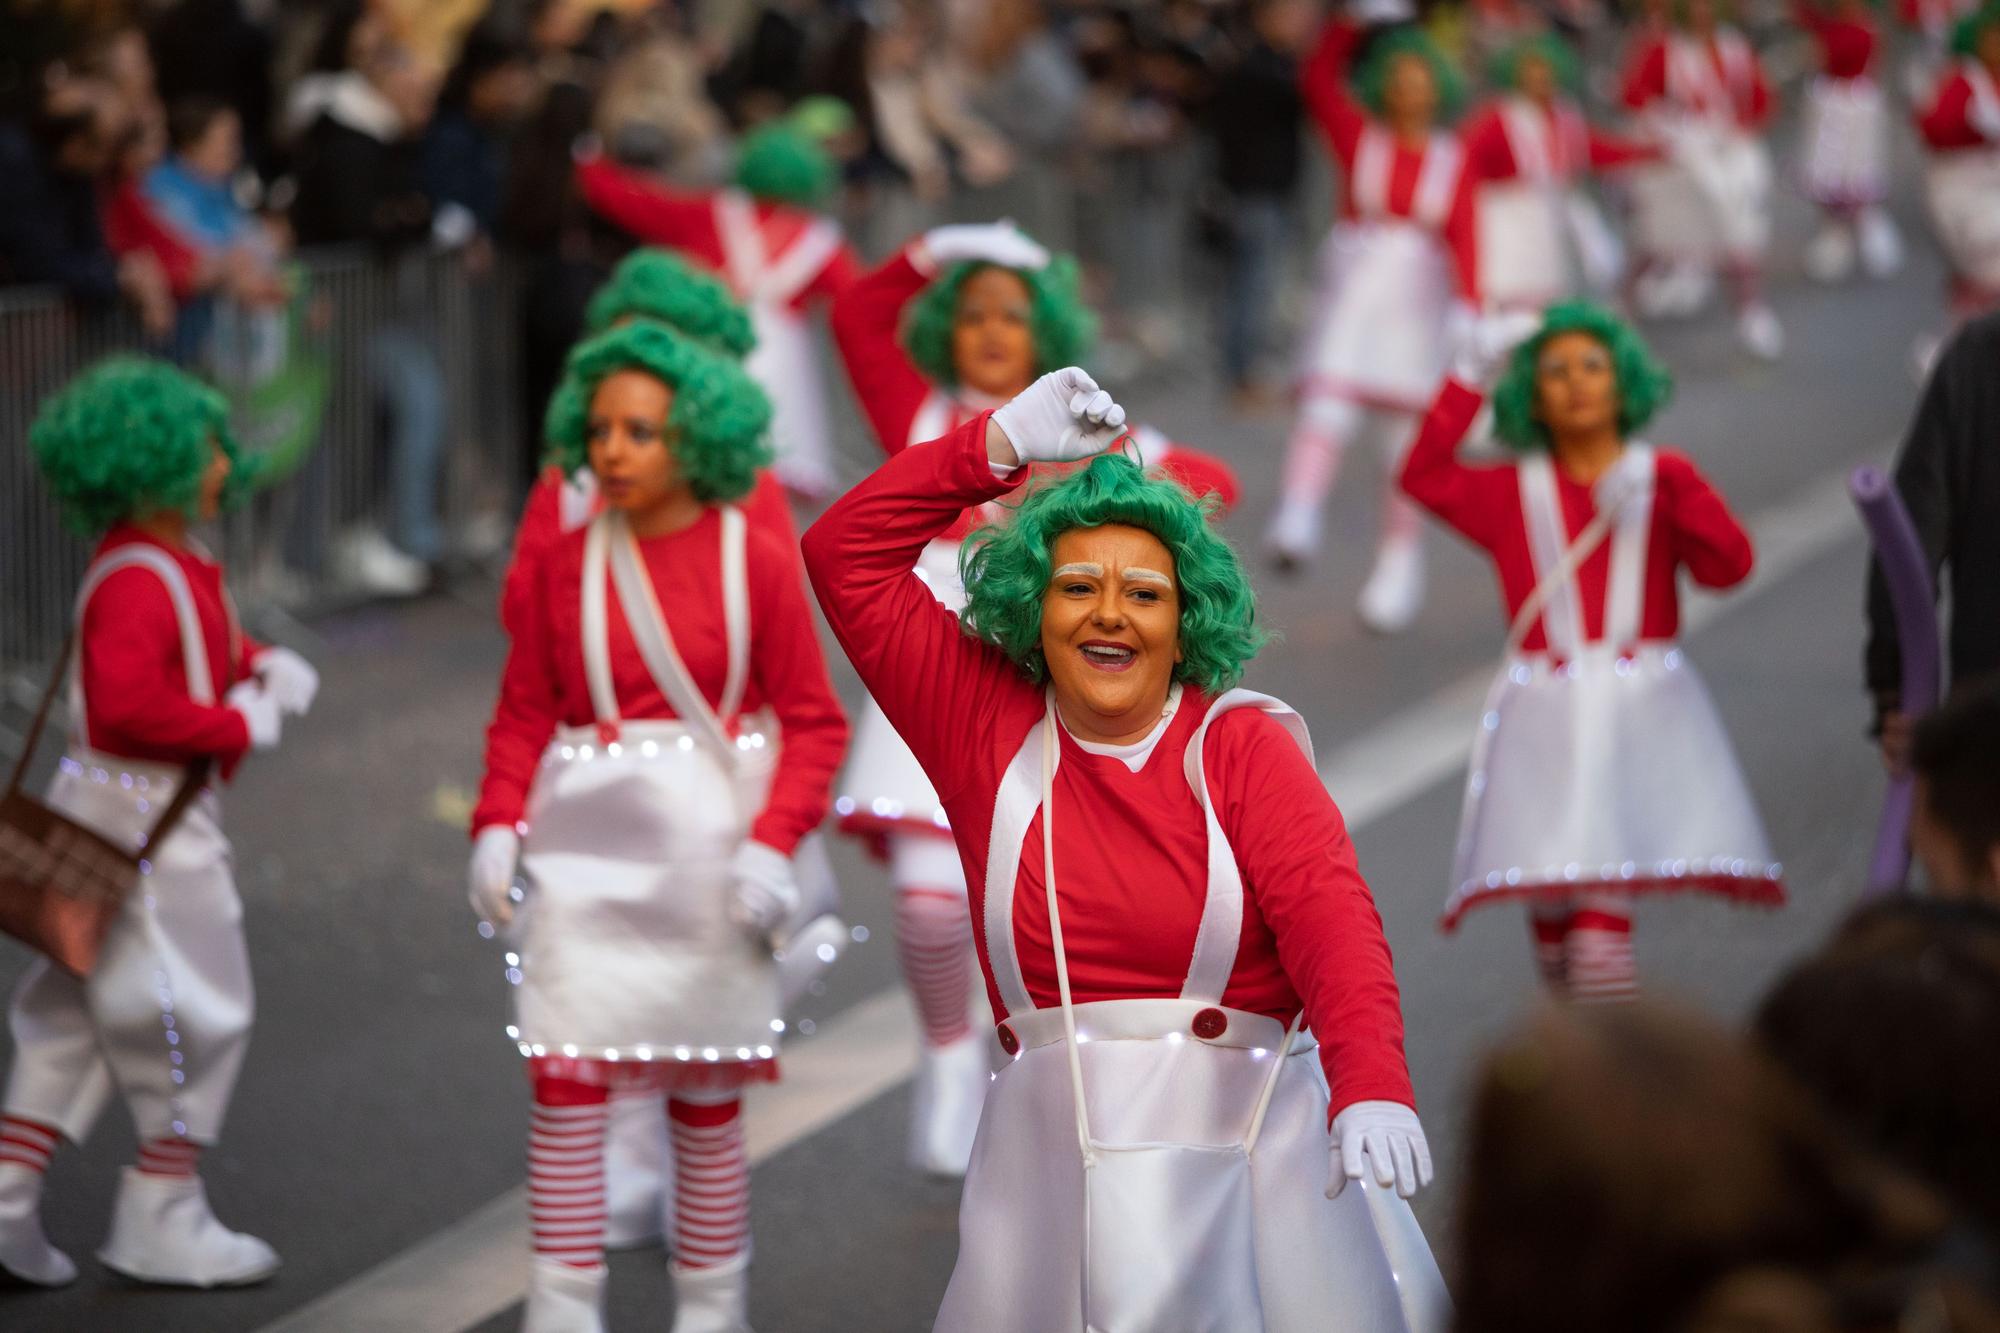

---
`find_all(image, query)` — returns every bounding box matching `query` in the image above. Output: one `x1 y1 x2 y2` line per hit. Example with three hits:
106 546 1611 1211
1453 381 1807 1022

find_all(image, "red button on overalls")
996 1022 1020 1055
1191 1007 1228 1040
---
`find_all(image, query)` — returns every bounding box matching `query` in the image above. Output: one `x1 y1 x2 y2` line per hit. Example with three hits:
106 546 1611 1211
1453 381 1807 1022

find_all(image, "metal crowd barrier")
1 247 524 694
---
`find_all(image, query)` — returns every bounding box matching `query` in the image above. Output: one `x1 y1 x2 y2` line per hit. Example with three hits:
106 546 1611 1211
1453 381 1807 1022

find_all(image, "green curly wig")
733 121 838 209
959 455 1266 694
30 356 248 534
543 321 773 503
583 248 758 357
1354 26 1465 123
1490 34 1583 97
1491 301 1674 453
1951 0 2000 55
902 255 1097 389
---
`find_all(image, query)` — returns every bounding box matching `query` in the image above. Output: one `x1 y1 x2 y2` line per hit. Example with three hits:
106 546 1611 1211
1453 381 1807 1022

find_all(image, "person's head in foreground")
961 373 1265 744
30 356 246 535
1907 681 2000 901
583 247 758 357
544 320 771 534
904 233 1095 402
1457 1000 2000 1333
1757 896 2000 1240
1492 300 1674 457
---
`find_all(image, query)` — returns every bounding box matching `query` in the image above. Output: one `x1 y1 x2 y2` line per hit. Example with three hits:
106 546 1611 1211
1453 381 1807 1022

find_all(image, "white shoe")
1804 222 1856 283
907 1034 989 1178
776 913 848 1010
1737 303 1785 361
0 1163 76 1287
1858 208 1904 277
96 1167 279 1287
603 1092 668 1252
671 1254 753 1333
1357 539 1425 635
523 1257 607 1333
333 527 428 598
1264 498 1322 573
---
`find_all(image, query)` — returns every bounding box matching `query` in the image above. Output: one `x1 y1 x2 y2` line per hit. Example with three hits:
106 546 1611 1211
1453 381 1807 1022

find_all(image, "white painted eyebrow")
1123 568 1173 587
1052 562 1103 579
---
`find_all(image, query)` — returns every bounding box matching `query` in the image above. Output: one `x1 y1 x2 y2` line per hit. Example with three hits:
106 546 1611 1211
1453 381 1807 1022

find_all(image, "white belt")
997 998 1319 1060
540 716 776 764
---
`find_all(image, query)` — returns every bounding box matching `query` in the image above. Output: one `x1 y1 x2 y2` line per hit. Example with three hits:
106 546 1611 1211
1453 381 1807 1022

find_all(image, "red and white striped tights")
890 835 975 1050
0 1114 201 1180
1529 891 1638 1003
1278 394 1426 545
528 1075 750 1270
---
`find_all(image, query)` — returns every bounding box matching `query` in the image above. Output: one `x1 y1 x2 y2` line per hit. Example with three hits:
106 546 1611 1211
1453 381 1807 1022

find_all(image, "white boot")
1357 538 1425 635
0 1163 75 1287
603 1092 668 1251
523 1257 607 1333
1737 303 1785 361
1858 207 1904 277
96 1166 279 1287
907 1034 989 1177
671 1254 753 1333
1264 498 1322 572
1803 220 1856 283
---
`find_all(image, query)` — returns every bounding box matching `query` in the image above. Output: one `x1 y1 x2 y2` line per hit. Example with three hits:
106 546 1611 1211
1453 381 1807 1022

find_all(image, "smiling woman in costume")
803 369 1448 1333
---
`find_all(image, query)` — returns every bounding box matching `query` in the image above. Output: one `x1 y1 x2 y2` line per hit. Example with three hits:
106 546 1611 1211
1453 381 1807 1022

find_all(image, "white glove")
991 368 1127 466
225 680 283 751
917 221 1049 274
727 841 801 936
1594 447 1654 517
1450 308 1543 387
1330 1100 1433 1200
468 825 522 926
254 645 320 717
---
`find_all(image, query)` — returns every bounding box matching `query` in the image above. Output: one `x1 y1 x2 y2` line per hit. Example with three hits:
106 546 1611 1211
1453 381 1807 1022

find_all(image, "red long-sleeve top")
573 157 861 316
1400 381 1755 653
1797 3 1880 80
475 505 848 853
1459 96 1658 185
500 464 798 638
1299 19 1478 296
802 415 1414 1115
76 527 257 770
1621 30 1775 129
1916 63 2000 149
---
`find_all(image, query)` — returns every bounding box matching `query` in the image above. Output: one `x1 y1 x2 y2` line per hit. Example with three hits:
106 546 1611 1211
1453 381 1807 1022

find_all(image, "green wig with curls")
1490 33 1583 97
902 255 1097 389
583 248 758 357
543 321 773 503
733 121 838 209
1354 26 1466 123
1951 0 2000 55
1491 301 1674 453
958 455 1266 695
30 356 249 534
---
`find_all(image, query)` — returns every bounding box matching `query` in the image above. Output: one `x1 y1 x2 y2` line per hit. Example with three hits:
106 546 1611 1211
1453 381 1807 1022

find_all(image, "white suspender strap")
1500 97 1554 183
1352 125 1391 218
906 389 957 451
1515 457 1588 657
1412 133 1463 228
982 717 1046 1017
69 547 218 748
580 516 621 729
1603 445 1656 651
559 468 600 533
718 505 750 725
604 512 737 761
714 190 767 296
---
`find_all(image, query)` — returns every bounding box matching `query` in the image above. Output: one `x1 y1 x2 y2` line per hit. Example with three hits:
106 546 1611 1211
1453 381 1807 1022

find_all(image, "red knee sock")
894 889 975 1048
1566 908 1638 1003
669 1097 749 1270
529 1075 610 1269
0 1115 59 1174
135 1136 202 1177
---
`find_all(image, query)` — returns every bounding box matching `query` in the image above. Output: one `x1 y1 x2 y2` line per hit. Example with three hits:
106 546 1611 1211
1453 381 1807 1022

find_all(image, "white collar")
1063 683 1184 773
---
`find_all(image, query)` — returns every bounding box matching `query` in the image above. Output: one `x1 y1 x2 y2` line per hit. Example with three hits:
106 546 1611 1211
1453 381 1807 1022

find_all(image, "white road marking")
256 455 1873 1333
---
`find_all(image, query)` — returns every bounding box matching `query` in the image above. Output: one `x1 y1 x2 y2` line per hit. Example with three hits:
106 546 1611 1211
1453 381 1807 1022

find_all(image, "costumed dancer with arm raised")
1 359 316 1289
802 370 1449 1333
1404 303 1781 1001
824 222 1239 1176
470 323 848 1333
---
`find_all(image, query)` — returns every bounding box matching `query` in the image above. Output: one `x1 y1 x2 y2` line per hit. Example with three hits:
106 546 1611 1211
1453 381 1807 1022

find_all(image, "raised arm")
744 530 849 854
1399 379 1514 549
573 154 723 262
1300 17 1369 164
1655 451 1755 589
828 242 937 454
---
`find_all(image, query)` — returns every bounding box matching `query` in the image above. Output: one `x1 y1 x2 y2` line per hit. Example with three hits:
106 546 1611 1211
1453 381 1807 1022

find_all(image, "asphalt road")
0 134 1952 1331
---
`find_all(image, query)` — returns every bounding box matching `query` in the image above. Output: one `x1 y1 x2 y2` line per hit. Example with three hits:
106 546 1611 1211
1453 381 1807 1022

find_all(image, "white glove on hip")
728 841 801 936
1450 308 1543 387
254 645 320 717
468 825 522 926
918 222 1049 274
1329 1100 1433 1200
991 368 1127 466
225 680 283 751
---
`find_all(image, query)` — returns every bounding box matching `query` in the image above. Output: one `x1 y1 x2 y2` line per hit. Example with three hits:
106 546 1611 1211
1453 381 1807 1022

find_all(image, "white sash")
1965 61 2000 142
714 189 844 309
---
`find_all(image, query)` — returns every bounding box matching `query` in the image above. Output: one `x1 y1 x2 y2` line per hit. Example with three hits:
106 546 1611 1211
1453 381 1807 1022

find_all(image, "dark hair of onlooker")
437 21 525 115
1756 897 2000 1240
1914 679 2000 883
308 0 372 75
1455 1000 1991 1333
166 95 231 154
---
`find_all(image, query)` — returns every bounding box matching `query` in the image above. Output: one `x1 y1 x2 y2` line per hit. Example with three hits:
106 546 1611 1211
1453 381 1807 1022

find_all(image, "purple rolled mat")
1850 466 1942 896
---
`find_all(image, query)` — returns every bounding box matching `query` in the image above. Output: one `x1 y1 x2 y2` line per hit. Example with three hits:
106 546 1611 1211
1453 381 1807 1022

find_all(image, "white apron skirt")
1298 222 1455 412
4 547 253 1144
1799 76 1890 207
747 304 839 499
1440 450 1782 928
938 691 1448 1332
1665 123 1773 258
835 537 964 847
1924 148 2000 289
